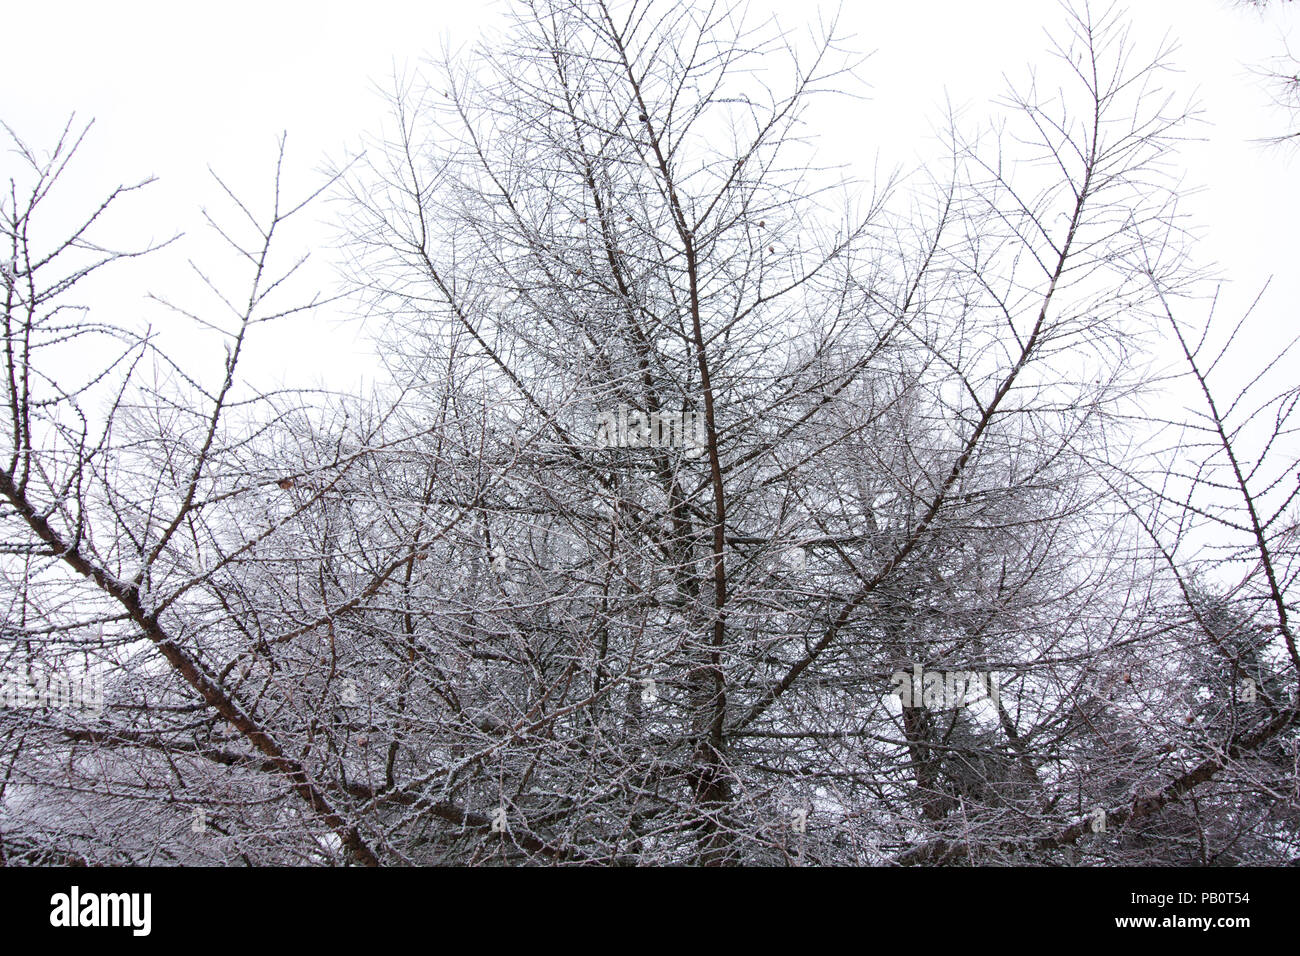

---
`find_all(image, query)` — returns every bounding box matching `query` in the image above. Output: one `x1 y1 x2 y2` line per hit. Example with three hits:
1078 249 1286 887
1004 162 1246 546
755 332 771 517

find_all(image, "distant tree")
1235 0 1300 143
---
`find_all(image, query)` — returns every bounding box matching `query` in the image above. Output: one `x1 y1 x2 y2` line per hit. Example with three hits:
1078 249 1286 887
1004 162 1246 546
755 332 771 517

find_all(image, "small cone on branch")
277 478 294 490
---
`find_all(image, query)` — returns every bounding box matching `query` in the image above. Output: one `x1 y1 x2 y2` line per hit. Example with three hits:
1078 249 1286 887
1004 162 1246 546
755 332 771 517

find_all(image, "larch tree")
0 0 1295 866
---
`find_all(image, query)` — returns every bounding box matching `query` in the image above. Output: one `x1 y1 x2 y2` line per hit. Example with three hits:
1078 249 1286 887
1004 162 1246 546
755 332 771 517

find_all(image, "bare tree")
0 120 403 865
328 0 1296 865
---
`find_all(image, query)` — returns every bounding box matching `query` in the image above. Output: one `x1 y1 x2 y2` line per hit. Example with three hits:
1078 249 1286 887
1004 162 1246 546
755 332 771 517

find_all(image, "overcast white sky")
1 0 1296 394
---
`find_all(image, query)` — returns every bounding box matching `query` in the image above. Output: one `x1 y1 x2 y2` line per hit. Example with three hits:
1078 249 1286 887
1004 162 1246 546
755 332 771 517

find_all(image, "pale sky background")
1 0 1296 397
